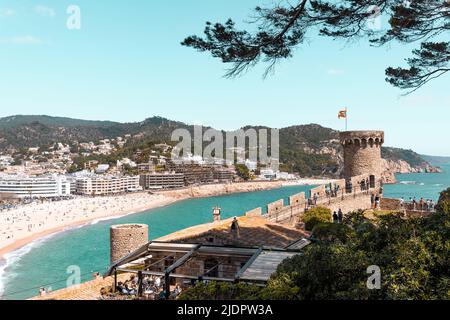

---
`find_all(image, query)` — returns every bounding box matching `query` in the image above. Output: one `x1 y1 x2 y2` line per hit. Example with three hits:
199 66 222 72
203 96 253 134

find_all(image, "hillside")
421 155 450 165
0 115 437 177
0 115 119 129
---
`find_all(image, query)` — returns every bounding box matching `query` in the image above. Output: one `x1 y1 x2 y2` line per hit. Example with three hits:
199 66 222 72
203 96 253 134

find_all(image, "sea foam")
90 213 133 225
0 233 58 298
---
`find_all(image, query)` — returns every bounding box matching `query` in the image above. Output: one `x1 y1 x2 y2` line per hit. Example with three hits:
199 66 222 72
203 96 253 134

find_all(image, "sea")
0 163 449 300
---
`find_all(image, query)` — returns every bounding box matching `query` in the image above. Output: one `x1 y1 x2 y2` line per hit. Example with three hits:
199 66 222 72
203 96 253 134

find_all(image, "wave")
90 213 134 225
0 233 58 298
399 181 417 185
433 184 444 187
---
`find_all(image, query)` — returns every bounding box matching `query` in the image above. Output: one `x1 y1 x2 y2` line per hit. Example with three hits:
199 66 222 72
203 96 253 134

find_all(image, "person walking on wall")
333 211 339 223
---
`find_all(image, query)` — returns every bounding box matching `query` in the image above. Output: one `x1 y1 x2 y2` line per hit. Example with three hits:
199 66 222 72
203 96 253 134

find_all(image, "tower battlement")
339 130 385 180
340 131 384 146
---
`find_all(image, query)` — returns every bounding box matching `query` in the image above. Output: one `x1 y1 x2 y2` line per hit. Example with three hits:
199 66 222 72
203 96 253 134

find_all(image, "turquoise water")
0 185 314 300
1 162 449 301
384 163 450 201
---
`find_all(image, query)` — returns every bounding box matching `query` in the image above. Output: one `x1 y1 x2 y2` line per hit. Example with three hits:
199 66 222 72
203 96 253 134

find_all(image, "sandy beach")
0 179 330 260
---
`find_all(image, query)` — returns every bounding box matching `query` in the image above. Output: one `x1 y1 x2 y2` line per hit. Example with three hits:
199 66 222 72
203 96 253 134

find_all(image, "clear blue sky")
0 1 448 156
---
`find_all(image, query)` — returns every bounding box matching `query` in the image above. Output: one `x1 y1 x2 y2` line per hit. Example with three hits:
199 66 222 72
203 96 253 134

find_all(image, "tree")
436 187 450 213
179 198 450 300
179 281 261 300
182 0 449 93
303 206 332 231
235 164 251 181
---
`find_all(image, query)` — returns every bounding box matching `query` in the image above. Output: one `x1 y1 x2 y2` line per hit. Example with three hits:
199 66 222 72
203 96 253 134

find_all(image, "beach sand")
0 179 330 259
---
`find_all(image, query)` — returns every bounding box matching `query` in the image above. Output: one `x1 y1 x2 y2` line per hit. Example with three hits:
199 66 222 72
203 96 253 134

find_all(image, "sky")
0 0 448 156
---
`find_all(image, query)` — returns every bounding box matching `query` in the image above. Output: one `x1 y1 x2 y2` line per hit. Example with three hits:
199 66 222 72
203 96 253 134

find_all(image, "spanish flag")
338 109 347 119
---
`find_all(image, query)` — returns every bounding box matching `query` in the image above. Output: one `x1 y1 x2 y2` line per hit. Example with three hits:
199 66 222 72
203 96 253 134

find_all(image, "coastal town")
0 132 319 257
21 130 446 300
0 0 448 308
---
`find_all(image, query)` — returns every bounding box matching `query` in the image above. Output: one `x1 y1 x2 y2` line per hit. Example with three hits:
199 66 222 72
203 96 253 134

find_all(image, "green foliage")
303 206 332 231
67 164 80 174
436 188 450 214
179 281 261 300
0 116 433 178
312 223 354 244
180 196 450 300
382 147 427 168
235 164 250 181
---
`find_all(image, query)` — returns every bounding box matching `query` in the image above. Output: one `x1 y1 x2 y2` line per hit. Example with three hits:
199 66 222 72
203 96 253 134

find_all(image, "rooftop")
157 215 309 248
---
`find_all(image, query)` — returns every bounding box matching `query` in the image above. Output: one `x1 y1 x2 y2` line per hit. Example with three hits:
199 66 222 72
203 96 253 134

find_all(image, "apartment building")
75 175 140 196
139 173 185 190
0 174 71 198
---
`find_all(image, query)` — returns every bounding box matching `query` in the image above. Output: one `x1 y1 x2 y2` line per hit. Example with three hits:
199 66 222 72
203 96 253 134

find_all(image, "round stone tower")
340 131 384 179
110 224 149 263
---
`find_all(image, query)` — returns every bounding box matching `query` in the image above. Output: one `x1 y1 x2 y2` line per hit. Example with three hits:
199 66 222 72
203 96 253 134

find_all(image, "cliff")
381 158 442 184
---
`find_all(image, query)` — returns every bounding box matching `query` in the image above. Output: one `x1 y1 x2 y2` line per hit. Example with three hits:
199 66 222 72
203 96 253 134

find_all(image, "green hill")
0 115 119 129
0 115 435 177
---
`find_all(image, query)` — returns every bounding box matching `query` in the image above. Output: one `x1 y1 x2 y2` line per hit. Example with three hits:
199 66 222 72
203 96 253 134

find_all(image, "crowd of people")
112 274 183 300
400 197 436 212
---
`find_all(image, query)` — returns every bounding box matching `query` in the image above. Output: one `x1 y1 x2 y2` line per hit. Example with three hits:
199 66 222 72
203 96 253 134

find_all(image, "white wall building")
75 175 141 196
259 169 276 180
0 174 71 198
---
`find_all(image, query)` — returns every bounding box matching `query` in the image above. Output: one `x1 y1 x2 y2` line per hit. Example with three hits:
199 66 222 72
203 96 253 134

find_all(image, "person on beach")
313 193 318 205
400 197 405 208
39 287 47 297
338 209 343 223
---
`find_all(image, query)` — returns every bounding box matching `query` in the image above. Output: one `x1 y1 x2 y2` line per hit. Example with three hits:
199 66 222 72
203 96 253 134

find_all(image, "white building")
245 159 258 171
140 173 185 190
0 174 71 198
95 164 110 174
259 169 276 180
276 171 297 180
75 175 141 196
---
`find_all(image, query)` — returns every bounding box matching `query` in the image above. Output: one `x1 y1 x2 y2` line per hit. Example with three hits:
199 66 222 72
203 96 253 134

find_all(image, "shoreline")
0 196 178 260
0 179 328 261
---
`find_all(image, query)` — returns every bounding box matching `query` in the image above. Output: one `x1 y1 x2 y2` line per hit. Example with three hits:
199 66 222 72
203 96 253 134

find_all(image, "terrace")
104 239 310 300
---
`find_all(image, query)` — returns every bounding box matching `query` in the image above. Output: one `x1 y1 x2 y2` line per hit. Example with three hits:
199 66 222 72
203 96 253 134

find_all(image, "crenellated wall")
340 131 384 180
243 177 383 226
289 192 306 206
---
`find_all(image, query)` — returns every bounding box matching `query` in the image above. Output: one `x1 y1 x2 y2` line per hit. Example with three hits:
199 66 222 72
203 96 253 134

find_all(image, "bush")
436 188 450 214
179 281 261 300
303 206 332 231
312 223 354 243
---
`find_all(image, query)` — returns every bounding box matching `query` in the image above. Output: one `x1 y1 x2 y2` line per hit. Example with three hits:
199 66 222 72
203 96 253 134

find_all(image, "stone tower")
340 131 384 180
110 224 149 263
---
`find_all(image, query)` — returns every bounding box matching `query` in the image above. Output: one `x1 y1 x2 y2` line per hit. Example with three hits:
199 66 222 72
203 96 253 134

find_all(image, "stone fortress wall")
244 131 386 225
340 131 384 179
244 174 380 225
110 224 149 263
110 131 387 260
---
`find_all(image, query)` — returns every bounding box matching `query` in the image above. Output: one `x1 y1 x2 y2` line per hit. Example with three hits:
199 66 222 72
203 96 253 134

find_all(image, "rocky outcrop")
381 159 442 184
